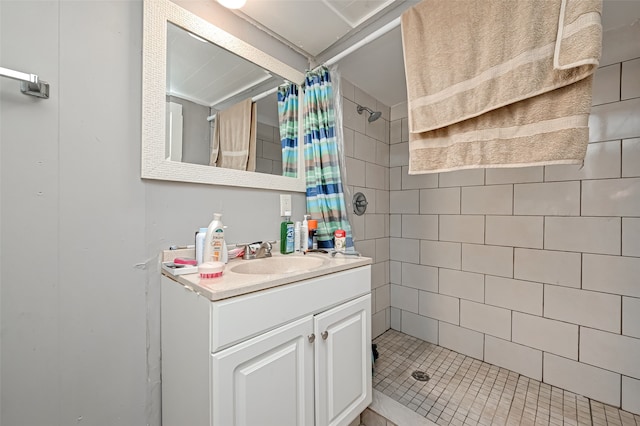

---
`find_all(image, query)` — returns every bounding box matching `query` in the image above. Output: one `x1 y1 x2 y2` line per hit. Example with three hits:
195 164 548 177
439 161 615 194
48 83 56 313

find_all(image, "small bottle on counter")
301 215 309 252
280 212 295 254
294 221 301 253
308 219 318 250
334 229 346 252
204 213 225 262
195 227 208 265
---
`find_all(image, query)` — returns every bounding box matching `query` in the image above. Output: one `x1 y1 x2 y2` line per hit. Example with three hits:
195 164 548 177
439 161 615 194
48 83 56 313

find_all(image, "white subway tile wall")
439 168 485 187
439 215 484 244
460 300 511 340
623 296 640 339
543 353 621 406
439 269 485 302
543 216 621 255
622 58 640 100
461 243 513 277
438 322 485 359
344 28 640 415
383 48 640 412
462 184 513 215
622 376 640 414
582 254 640 297
401 262 438 292
514 248 582 287
401 214 438 240
512 312 579 359
484 336 543 380
622 138 640 177
543 286 622 333
591 63 621 105
401 310 438 344
589 97 640 142
342 79 391 339
485 215 544 248
484 276 543 316
544 140 621 182
485 165 544 184
420 240 461 269
418 291 460 325
513 181 581 216
580 327 640 379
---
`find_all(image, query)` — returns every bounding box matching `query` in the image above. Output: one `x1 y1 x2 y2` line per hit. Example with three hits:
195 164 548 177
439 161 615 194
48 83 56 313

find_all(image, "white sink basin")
229 255 326 275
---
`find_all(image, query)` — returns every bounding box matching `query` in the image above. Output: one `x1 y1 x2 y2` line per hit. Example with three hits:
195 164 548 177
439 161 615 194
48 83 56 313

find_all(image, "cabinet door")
314 294 372 426
211 315 315 426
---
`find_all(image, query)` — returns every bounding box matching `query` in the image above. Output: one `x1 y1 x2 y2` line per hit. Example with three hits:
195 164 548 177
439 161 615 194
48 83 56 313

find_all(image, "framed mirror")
142 0 306 191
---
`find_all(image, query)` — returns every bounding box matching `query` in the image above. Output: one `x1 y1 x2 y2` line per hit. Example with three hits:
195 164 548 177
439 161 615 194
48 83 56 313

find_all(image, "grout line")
579 179 583 217
620 61 623 102
578 325 581 362
620 295 623 336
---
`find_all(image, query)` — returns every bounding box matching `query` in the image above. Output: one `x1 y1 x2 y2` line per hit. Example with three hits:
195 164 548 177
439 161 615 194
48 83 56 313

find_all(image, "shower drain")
411 370 430 381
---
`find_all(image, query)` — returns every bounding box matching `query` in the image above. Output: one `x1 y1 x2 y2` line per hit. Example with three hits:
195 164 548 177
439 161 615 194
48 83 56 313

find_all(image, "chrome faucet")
255 241 274 259
238 241 275 260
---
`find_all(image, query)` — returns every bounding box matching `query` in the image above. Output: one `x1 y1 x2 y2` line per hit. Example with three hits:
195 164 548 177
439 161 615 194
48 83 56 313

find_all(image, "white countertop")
161 252 372 301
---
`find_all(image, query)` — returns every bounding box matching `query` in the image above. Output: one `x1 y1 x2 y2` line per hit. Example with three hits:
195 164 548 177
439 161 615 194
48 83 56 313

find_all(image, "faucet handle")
259 240 276 257
235 243 257 260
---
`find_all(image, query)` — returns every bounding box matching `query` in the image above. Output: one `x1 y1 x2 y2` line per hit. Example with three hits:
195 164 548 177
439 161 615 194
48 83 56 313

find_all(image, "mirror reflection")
165 22 295 177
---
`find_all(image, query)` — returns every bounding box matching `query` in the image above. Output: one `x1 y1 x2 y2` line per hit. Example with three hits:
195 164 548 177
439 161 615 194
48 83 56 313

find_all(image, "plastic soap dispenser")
203 213 225 262
280 211 295 254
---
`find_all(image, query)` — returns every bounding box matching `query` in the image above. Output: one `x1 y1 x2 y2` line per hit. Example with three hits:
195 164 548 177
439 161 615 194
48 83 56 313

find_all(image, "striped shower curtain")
303 66 353 248
278 83 298 178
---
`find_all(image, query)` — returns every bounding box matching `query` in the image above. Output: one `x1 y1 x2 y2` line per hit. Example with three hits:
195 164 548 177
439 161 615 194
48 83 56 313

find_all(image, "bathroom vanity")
160 253 372 426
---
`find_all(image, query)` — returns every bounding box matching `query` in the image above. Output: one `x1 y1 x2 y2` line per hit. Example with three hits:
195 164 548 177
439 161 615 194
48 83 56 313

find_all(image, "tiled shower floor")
372 330 640 426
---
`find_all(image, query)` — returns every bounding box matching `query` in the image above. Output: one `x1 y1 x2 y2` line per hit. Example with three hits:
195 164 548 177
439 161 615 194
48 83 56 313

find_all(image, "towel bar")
0 66 49 99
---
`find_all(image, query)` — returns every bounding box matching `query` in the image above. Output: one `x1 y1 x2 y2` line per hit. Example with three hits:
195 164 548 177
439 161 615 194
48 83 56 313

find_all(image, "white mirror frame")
142 0 306 192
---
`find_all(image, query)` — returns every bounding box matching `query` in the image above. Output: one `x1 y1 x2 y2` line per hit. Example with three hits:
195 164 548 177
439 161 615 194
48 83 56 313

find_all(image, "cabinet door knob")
308 334 315 343
321 331 328 340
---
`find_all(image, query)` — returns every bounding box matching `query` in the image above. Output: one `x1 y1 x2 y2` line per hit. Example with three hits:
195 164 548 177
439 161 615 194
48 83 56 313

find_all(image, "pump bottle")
301 215 309 252
203 213 225 262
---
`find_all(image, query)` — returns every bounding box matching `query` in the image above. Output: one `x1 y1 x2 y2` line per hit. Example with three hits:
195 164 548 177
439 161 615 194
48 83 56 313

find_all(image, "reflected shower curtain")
278 84 298 178
303 66 353 249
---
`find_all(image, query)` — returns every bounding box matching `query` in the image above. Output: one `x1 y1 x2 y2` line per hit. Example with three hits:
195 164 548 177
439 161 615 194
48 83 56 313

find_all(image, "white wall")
388 23 640 414
0 1 306 425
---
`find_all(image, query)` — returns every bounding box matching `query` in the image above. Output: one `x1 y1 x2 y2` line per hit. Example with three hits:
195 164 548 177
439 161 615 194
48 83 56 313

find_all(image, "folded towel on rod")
209 98 257 171
401 0 602 174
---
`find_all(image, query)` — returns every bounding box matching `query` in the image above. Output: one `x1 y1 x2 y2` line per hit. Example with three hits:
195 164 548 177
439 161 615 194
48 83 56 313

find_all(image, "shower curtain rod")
0 66 49 99
320 16 402 69
206 86 279 122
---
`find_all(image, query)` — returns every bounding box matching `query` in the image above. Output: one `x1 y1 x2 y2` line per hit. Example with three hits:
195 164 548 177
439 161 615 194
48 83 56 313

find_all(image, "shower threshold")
371 329 639 426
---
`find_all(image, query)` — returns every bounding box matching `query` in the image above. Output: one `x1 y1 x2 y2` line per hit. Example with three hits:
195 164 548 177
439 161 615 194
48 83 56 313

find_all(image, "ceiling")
235 0 640 109
166 22 278 108
235 0 418 107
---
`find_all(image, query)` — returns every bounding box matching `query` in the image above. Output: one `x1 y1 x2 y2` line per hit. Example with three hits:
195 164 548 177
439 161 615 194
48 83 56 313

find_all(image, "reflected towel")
401 0 602 174
210 98 257 171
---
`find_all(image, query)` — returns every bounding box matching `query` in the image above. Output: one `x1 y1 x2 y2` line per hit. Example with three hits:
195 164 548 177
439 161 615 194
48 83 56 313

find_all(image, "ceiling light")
217 0 246 9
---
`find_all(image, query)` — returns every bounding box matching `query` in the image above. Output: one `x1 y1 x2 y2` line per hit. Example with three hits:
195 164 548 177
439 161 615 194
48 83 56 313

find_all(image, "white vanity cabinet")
161 264 372 426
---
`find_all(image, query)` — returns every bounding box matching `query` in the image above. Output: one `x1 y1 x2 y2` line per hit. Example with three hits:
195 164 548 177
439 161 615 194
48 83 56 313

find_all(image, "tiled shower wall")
387 24 640 415
255 122 283 175
340 78 391 339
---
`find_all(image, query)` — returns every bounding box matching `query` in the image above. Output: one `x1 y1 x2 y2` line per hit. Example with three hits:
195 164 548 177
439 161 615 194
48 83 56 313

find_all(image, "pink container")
198 261 225 279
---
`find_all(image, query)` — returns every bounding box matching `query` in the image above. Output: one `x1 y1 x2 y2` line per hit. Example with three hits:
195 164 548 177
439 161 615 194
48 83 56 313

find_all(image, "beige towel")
209 98 257 171
402 0 602 174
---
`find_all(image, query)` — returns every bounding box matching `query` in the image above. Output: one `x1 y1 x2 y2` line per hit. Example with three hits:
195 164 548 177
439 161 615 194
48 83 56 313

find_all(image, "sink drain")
411 370 430 382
